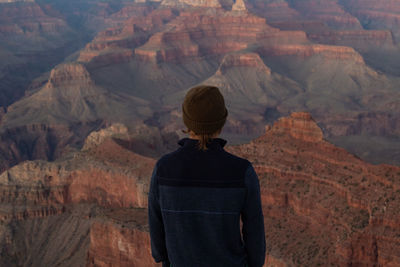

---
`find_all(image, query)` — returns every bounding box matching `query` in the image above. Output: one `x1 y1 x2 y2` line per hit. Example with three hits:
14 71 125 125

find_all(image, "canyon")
0 113 399 266
0 0 399 168
0 0 400 265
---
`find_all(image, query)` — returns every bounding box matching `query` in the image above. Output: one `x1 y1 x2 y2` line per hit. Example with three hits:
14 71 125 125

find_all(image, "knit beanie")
182 85 228 134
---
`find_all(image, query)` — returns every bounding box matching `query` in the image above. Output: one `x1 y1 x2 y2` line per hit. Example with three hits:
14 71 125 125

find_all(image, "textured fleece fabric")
148 137 266 267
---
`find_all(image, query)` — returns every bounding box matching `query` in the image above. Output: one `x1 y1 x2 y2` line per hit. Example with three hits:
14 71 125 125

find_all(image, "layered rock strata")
0 1 70 37
78 8 177 66
287 0 363 30
226 112 400 266
1 114 399 266
258 44 365 63
307 30 395 51
342 0 400 39
0 124 156 266
134 10 282 63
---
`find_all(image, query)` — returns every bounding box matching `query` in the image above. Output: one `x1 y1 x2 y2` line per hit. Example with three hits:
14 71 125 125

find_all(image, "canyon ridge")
0 0 400 266
0 0 399 168
0 113 399 266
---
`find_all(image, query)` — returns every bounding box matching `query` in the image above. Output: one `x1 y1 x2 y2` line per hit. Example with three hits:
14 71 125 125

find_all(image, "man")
148 85 266 267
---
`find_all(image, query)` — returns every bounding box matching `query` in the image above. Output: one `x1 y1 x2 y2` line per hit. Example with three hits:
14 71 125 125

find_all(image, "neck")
189 133 220 140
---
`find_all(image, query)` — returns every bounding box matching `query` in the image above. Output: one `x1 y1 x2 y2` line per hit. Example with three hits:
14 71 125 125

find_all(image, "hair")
181 128 222 151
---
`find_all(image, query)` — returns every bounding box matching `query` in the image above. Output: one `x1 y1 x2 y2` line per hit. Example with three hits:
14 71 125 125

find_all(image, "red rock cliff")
1 115 399 266
259 44 365 63
134 9 279 63
226 112 400 266
0 1 70 36
78 8 177 66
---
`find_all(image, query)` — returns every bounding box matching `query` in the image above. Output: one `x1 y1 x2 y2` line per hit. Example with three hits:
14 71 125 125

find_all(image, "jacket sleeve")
148 161 171 266
241 162 266 267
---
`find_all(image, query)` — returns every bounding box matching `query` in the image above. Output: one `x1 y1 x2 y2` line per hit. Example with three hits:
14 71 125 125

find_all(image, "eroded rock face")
134 9 277 63
226 112 400 266
0 121 102 173
259 44 365 63
1 0 400 170
82 123 129 151
342 0 400 39
67 139 153 208
0 115 399 266
269 112 323 142
317 112 400 137
0 1 80 107
87 210 157 267
217 52 271 74
45 63 95 88
203 51 301 111
0 124 157 266
0 2 70 36
287 0 363 30
161 0 222 8
0 135 154 223
78 8 177 67
231 0 247 12
307 30 395 51
249 0 301 22
0 1 399 264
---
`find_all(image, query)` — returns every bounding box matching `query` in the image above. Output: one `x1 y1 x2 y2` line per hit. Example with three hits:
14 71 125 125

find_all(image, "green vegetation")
351 209 370 230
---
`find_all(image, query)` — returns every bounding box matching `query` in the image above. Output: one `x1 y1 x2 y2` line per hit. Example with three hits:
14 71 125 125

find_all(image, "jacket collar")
178 137 227 150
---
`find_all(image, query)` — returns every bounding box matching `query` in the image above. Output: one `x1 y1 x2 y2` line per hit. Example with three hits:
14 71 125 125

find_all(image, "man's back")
148 137 266 267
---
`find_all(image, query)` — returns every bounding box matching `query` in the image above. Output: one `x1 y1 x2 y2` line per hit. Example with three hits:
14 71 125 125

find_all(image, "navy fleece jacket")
148 137 266 267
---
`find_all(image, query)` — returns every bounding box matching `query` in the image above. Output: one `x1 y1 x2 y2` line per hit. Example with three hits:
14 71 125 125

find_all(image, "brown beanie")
182 85 228 134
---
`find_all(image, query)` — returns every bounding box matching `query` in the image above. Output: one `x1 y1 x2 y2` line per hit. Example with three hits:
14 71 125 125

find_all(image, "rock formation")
232 0 247 12
0 114 399 266
161 0 222 8
87 212 157 267
217 52 271 74
226 112 400 266
78 8 177 67
0 1 70 37
0 61 156 174
269 112 323 142
0 0 399 175
288 0 363 30
203 52 302 112
2 62 152 127
0 0 34 2
46 63 95 88
0 9 399 267
259 44 365 63
82 123 129 151
0 123 157 266
0 0 78 106
249 0 300 22
341 0 400 39
134 9 278 63
0 122 101 173
307 30 395 51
